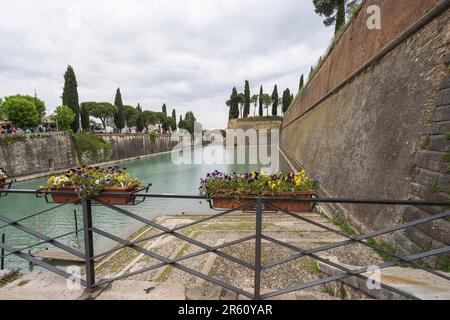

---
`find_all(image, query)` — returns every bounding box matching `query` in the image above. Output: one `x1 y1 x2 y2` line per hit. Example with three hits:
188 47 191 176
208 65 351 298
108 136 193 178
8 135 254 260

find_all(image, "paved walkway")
0 212 448 300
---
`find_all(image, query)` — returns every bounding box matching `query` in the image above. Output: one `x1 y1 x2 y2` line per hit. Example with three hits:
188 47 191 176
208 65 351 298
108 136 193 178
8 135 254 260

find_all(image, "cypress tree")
62 65 80 132
299 75 304 92
162 104 167 115
226 87 240 120
282 88 292 113
136 103 144 133
243 80 250 118
271 85 279 116
171 109 177 130
114 88 125 132
258 86 263 117
80 103 90 131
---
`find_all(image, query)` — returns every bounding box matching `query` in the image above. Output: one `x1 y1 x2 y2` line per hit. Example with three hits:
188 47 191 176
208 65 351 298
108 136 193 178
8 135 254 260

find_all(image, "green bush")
71 133 112 162
0 135 27 145
150 130 158 143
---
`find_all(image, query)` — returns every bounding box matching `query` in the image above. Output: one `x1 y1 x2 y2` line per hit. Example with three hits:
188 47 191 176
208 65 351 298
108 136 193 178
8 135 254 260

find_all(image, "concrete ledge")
317 256 450 300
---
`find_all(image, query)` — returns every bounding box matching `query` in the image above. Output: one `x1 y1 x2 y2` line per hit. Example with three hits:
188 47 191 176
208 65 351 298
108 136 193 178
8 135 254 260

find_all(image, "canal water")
0 145 291 270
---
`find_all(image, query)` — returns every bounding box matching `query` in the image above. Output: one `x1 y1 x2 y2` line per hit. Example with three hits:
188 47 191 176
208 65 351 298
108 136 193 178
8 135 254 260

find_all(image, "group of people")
1 123 55 135
0 125 19 135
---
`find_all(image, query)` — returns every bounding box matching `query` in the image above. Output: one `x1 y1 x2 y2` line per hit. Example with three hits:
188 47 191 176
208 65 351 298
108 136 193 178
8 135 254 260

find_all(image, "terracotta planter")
96 186 137 205
0 177 6 190
49 186 137 205
211 191 314 212
50 186 81 204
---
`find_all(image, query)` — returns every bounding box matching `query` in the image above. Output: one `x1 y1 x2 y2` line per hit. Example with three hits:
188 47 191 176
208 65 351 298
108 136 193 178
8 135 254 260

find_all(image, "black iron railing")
0 188 449 300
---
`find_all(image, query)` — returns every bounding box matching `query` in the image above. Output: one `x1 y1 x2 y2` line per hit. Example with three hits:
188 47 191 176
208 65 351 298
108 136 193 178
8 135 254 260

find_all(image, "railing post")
1 233 5 270
82 199 95 289
254 196 263 300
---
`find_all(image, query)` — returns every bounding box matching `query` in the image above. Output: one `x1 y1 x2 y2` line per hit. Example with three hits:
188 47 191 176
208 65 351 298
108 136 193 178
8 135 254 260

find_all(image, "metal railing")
0 188 449 300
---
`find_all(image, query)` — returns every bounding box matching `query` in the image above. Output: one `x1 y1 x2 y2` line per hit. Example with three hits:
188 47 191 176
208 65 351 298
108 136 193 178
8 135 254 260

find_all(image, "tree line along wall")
280 1 450 260
0 133 178 178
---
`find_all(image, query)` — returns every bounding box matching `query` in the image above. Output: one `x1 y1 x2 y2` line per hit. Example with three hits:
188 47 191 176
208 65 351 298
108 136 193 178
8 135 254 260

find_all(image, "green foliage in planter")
71 133 112 162
45 166 140 200
0 134 27 145
200 170 321 200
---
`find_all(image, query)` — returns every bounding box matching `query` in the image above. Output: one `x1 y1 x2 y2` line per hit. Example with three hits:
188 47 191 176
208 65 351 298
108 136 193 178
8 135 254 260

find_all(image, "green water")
0 145 290 270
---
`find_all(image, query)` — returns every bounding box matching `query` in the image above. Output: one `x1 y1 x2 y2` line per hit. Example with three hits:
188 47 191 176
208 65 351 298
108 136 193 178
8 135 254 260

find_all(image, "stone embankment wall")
81 134 177 165
0 132 78 178
0 133 177 179
280 0 450 259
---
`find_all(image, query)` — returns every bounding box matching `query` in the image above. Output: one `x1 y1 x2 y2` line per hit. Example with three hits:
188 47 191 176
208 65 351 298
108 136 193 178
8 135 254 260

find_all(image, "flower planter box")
96 186 137 205
211 191 315 212
50 186 137 205
0 178 6 190
50 186 82 204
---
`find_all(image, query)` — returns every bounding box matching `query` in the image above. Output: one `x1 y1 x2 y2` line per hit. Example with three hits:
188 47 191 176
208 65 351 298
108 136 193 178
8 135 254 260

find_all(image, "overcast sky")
0 0 332 129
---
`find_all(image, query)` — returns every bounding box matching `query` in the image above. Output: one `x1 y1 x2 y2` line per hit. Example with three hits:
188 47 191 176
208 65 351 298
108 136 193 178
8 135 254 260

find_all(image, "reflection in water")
0 145 290 270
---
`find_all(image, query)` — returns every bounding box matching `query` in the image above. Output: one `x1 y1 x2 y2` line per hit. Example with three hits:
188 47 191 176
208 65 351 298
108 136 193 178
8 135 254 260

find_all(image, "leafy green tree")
55 105 75 131
313 0 359 34
0 96 40 129
143 110 158 133
62 65 80 131
162 104 167 115
135 104 144 133
244 80 250 118
226 87 239 120
80 103 91 131
123 105 138 132
86 102 117 132
178 111 196 134
259 94 272 116
156 112 169 133
251 94 259 117
3 95 45 119
259 86 264 116
299 75 304 92
271 85 279 116
113 88 125 132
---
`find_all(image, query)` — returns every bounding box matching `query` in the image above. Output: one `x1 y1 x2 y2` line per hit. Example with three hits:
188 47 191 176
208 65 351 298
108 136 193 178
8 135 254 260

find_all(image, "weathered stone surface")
82 134 177 165
96 280 186 300
428 135 450 152
435 105 450 122
0 271 84 300
415 168 450 190
402 207 450 245
0 133 79 178
439 75 450 90
415 151 448 173
431 121 450 135
444 52 450 64
318 256 450 300
0 133 177 178
437 88 450 107
280 5 450 256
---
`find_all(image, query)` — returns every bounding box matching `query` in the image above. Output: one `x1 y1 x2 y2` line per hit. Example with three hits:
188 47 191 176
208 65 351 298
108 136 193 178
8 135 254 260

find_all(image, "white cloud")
0 0 332 129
